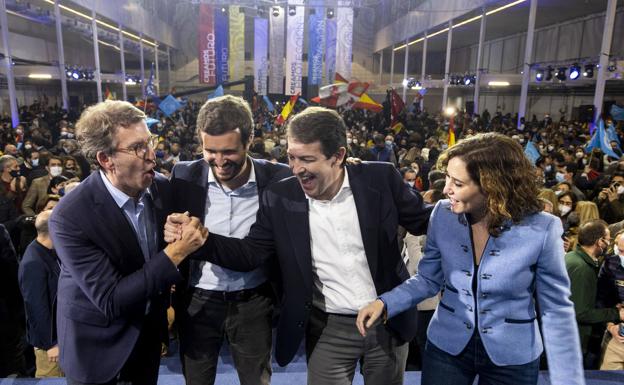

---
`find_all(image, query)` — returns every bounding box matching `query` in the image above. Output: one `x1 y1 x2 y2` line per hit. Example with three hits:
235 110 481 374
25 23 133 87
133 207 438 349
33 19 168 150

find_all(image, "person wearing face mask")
598 173 624 224
22 156 63 216
369 134 397 166
597 229 624 370
565 220 624 369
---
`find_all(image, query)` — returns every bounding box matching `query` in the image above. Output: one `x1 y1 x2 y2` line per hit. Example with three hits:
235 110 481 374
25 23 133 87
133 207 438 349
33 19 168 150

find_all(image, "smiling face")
443 156 488 218
287 138 345 201
201 130 248 183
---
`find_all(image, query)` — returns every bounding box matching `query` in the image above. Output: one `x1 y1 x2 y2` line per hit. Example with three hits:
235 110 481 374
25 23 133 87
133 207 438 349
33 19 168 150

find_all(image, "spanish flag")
276 94 299 125
352 93 382 113
448 116 456 147
104 87 114 100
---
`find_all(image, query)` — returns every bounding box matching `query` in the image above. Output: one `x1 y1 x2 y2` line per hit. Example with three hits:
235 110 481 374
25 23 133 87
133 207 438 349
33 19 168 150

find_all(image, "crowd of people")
0 93 623 384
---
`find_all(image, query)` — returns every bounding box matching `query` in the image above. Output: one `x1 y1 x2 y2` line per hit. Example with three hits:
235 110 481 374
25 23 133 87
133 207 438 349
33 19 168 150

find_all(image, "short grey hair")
0 155 16 173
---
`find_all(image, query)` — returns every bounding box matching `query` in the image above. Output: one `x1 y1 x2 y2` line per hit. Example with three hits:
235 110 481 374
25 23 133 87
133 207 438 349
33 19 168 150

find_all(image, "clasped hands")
162 212 209 266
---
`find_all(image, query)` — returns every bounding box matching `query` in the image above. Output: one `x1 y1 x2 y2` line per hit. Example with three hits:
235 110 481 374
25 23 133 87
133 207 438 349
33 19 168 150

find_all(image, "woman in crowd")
356 133 583 385
558 191 578 229
575 201 600 226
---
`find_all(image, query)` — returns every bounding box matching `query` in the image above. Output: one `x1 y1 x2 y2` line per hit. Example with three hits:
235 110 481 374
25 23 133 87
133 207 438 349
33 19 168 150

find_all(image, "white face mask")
547 145 555 152
353 139 358 145
49 166 63 177
617 186 624 195
346 138 353 144
576 152 584 159
559 205 572 216
279 139 287 146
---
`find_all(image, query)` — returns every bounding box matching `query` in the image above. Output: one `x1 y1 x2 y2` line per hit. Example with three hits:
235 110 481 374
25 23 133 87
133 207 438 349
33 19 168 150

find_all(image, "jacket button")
297 321 304 328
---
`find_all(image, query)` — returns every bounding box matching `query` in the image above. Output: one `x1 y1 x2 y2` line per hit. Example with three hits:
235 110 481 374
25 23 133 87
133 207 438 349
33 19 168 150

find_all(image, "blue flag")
145 62 156 97
611 104 624 122
298 98 309 106
263 95 274 112
524 141 541 165
158 95 182 117
207 85 224 100
145 118 159 128
586 119 621 159
607 121 621 149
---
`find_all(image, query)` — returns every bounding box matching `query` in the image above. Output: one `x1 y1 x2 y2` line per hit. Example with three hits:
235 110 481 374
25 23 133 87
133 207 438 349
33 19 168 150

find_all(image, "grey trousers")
305 307 408 385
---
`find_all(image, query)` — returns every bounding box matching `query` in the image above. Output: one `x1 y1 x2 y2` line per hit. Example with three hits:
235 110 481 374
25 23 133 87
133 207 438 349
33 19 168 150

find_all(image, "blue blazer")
381 200 584 385
49 172 181 383
199 162 432 365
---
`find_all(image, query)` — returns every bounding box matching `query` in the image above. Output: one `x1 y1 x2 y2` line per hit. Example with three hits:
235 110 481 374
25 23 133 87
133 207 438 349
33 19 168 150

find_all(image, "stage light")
272 7 280 17
403 77 420 89
488 81 510 87
327 8 334 18
463 75 476 86
608 61 617 72
29 74 52 79
288 6 296 16
444 106 456 116
71 71 80 80
545 66 553 81
569 64 580 80
221 7 226 13
583 64 594 78
555 67 567 81
535 69 544 81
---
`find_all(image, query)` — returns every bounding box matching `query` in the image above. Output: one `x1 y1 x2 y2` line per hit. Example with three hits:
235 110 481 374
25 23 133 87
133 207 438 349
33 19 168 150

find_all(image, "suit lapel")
347 165 381 280
282 179 314 292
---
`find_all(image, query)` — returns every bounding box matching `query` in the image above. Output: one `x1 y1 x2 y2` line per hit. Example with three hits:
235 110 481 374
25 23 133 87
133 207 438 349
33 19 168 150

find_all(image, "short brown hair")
286 107 347 162
75 100 146 163
196 95 253 146
437 133 541 237
577 219 608 246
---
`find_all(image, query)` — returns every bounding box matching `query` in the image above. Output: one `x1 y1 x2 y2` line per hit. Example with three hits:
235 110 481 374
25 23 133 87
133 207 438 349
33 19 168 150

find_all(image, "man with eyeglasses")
48 100 208 385
565 219 624 369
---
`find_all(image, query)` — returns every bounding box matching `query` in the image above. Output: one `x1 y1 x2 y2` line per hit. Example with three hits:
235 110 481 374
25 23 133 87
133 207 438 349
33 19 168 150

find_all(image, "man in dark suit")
168 107 431 384
18 209 63 377
170 95 289 385
48 100 207 385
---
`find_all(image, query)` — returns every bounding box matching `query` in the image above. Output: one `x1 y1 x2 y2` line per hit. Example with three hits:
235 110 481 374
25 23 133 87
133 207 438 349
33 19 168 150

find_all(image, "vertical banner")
269 7 285 94
254 18 269 95
307 7 325 86
198 4 216 85
229 6 245 82
285 4 305 95
214 8 229 85
335 5 354 80
325 16 337 85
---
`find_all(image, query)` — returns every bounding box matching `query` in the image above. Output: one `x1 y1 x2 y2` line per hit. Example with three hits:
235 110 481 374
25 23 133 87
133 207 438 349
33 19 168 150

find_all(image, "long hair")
437 133 541 237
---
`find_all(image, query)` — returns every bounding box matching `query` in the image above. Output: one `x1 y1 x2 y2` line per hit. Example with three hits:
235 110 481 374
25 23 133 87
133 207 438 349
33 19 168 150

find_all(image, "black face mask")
9 170 19 178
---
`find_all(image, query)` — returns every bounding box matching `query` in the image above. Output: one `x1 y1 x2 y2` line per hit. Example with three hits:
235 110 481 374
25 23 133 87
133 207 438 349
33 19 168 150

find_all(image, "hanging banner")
335 5 354 80
307 7 325 86
285 4 305 95
198 4 216 85
269 7 285 94
215 8 229 85
229 6 245 82
325 16 337 85
254 18 269 95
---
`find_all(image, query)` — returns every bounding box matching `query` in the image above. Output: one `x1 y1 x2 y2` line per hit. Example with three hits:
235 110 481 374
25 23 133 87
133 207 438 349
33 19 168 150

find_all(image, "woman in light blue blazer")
357 133 584 385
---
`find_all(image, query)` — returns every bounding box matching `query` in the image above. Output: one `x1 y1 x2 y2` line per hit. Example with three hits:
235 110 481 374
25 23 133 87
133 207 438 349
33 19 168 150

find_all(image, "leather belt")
191 282 270 302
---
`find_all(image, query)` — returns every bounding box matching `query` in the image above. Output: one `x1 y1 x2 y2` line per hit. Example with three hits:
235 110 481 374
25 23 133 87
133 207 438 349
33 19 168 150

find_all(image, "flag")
207 85 224 100
159 94 183 117
607 121 621 149
104 87 113 100
145 118 160 128
145 63 156 97
352 93 382 113
298 98 309 106
335 72 348 84
276 94 299 125
263 95 274 112
448 116 456 147
586 119 621 159
611 104 624 121
389 89 405 128
524 141 541 165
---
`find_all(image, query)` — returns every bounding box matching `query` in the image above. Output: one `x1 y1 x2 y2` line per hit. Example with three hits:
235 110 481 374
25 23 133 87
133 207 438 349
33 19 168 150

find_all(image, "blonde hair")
538 189 559 214
574 201 600 226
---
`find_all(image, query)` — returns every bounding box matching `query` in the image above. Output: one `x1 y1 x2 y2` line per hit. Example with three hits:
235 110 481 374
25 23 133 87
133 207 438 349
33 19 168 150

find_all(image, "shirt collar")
207 157 256 188
306 167 350 203
99 170 151 209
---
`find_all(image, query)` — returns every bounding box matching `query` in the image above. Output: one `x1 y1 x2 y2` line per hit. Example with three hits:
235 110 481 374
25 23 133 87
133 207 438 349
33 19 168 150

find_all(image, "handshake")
163 212 209 266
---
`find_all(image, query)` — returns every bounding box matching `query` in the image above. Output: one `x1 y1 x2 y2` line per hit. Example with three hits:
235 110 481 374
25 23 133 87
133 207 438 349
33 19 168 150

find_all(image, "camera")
619 323 624 337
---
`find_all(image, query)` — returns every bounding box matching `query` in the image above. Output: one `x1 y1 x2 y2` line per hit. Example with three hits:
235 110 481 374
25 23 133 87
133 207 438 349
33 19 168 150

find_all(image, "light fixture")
463 75 476 86
327 8 334 18
569 64 580 80
221 7 226 13
555 67 567 81
583 64 594 78
535 69 544 82
608 60 617 72
488 81 510 87
288 6 296 16
272 7 280 17
444 106 456 116
403 77 420 89
28 73 52 79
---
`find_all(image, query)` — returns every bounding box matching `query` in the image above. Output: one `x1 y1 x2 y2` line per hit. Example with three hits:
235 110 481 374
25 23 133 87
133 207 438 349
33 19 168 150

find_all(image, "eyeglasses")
115 135 159 160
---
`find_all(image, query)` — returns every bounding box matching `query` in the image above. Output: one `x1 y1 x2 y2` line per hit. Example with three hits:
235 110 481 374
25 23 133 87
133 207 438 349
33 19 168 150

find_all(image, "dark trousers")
66 309 163 385
421 333 539 385
179 285 274 385
305 307 408 385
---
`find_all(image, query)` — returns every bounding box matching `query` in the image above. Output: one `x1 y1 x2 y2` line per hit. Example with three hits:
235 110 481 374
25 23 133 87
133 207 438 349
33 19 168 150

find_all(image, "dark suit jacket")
18 240 59 350
169 158 291 305
49 172 180 383
199 162 432 365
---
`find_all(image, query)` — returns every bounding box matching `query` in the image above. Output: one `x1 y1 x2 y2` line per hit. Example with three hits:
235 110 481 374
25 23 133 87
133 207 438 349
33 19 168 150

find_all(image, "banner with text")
269 7 285 94
285 5 304 95
215 8 229 84
229 6 245 82
307 7 325 86
336 5 354 80
254 18 269 95
198 4 216 85
325 17 337 85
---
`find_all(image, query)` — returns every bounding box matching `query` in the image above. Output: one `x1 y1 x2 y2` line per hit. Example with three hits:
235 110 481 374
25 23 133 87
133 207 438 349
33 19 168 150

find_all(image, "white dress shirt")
307 168 377 314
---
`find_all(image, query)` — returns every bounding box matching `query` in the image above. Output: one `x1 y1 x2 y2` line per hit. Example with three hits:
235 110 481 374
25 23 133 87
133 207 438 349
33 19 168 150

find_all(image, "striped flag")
448 116 456 147
276 94 299 125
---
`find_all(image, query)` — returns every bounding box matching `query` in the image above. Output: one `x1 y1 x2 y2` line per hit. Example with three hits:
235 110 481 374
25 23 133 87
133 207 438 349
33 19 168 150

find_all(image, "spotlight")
569 64 580 80
545 66 553 81
71 71 80 80
608 60 617 72
583 64 594 78
444 106 456 116
555 67 567 81
535 69 544 82
403 77 420 89
221 7 226 13
272 7 280 17
463 75 476 86
288 6 296 16
327 8 334 18
65 67 73 78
